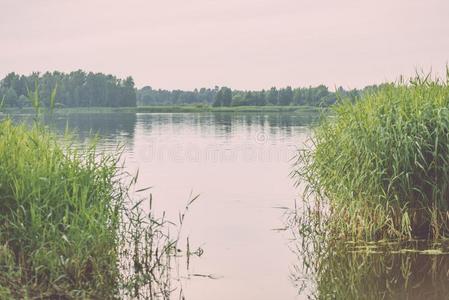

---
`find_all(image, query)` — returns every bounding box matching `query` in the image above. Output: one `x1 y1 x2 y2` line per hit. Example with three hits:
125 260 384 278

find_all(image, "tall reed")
0 116 188 298
0 119 123 298
295 72 449 240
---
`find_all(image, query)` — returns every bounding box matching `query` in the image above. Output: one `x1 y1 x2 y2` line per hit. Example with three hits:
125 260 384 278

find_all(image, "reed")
0 119 123 297
295 72 449 240
0 117 186 298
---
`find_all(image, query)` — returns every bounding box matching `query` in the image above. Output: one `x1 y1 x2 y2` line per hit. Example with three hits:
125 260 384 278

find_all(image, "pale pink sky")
1 0 448 90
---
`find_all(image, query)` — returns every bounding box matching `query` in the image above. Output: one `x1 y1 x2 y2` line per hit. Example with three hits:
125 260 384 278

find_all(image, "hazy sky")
1 0 448 90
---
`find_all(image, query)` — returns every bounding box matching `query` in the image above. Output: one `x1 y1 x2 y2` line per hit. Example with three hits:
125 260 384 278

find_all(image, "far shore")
2 105 321 114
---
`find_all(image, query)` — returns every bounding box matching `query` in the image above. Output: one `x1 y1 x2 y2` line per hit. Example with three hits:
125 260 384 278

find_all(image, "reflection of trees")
11 113 137 143
132 112 319 140
212 113 233 135
267 113 318 137
53 113 137 142
211 112 319 138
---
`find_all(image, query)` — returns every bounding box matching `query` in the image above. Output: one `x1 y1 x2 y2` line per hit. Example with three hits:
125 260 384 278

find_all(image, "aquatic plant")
0 119 123 298
0 117 193 298
295 71 449 240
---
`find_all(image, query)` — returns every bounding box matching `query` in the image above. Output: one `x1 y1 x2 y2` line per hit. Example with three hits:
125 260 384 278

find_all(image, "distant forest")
0 71 137 108
0 71 382 108
137 85 375 107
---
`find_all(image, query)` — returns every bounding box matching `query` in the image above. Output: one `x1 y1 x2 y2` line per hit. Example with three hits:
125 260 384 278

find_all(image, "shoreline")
2 105 321 115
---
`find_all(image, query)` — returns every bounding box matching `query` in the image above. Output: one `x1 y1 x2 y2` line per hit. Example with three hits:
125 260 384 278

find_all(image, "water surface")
49 112 314 299
9 111 449 299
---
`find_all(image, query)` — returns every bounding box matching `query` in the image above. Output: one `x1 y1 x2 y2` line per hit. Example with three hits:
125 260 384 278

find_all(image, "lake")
41 111 315 299
8 110 449 299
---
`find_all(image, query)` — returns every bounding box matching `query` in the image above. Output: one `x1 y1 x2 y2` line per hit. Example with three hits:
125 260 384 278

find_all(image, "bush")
296 74 449 240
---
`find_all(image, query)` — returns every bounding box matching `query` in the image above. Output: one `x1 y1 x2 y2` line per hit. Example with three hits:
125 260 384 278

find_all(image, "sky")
1 0 449 90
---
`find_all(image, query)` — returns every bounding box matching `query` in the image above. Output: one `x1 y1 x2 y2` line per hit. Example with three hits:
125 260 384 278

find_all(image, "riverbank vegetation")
295 73 449 241
0 116 184 298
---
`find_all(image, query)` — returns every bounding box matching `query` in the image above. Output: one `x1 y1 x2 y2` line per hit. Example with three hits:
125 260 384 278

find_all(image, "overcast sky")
1 0 448 90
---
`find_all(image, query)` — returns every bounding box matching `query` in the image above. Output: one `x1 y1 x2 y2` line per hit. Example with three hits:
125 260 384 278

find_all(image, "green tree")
123 76 137 107
213 89 223 107
279 86 293 105
0 71 137 108
4 88 18 107
244 91 255 105
221 87 232 106
267 87 278 105
255 90 267 106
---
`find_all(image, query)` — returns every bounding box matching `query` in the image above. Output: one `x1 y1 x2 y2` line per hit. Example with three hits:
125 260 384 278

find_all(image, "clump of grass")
295 71 449 241
0 119 123 298
0 117 191 299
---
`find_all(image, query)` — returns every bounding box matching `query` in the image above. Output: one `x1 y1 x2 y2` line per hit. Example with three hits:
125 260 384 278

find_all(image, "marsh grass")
0 119 124 298
0 90 196 298
294 71 449 241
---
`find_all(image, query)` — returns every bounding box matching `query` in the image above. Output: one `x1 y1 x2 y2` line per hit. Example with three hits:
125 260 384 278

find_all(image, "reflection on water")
292 238 449 300
7 113 137 150
289 195 449 300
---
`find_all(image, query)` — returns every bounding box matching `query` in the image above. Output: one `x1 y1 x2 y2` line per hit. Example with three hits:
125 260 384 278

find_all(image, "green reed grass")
0 119 123 298
295 72 449 241
0 117 189 299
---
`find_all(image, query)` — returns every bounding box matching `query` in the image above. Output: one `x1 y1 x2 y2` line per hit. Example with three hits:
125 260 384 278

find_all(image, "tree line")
138 85 382 107
0 70 383 108
0 71 136 108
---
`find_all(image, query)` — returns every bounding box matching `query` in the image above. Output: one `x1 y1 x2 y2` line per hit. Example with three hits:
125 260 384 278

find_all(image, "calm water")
46 112 315 299
8 111 449 299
